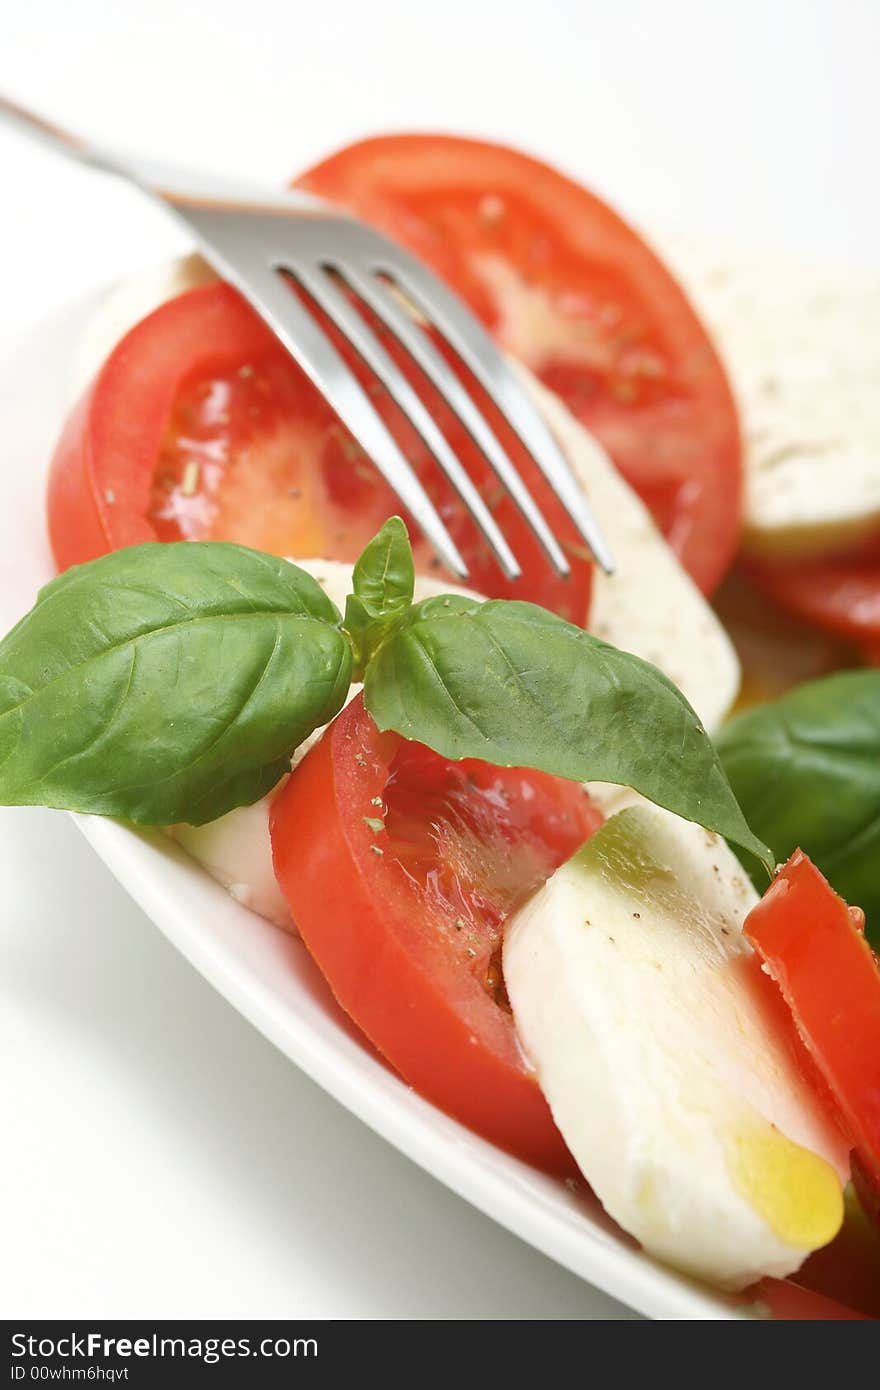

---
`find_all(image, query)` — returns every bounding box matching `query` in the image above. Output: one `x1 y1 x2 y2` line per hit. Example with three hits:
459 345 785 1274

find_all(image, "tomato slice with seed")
296 134 742 593
270 692 603 1170
48 281 592 621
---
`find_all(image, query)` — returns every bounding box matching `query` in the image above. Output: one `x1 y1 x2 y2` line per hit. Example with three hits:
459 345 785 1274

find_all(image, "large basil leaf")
717 670 880 945
0 542 352 825
344 517 415 677
363 595 772 871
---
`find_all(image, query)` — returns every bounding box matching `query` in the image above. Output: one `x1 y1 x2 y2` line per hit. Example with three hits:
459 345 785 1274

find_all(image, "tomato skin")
747 555 880 645
48 384 111 570
48 284 278 571
48 278 592 619
270 694 601 1172
747 1278 873 1321
296 134 743 594
743 851 880 1193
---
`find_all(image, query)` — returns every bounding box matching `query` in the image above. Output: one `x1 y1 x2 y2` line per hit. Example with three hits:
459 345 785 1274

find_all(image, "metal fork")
0 96 613 581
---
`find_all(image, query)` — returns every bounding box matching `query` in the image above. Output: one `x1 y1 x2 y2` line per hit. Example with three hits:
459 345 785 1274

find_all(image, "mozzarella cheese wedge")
503 803 849 1289
654 229 880 561
168 790 294 929
513 365 740 732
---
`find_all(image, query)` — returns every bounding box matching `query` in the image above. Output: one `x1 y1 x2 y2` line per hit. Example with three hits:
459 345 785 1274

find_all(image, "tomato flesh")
149 339 366 557
296 134 742 593
743 851 880 1196
270 693 602 1170
743 1278 873 1321
50 281 591 621
748 553 880 645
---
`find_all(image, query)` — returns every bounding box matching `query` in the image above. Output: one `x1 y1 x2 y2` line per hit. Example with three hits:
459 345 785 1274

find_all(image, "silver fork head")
172 204 615 581
0 93 613 582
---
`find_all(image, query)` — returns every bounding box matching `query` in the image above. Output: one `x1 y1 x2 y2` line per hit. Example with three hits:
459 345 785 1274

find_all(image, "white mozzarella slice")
503 803 849 1289
654 229 880 561
168 788 293 930
513 365 741 733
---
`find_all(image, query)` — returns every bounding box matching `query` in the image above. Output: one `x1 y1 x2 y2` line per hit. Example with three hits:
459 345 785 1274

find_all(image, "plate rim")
73 811 740 1321
1 285 746 1322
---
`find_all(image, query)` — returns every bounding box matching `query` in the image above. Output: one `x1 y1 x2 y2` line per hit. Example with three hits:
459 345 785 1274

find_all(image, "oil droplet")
726 1124 843 1251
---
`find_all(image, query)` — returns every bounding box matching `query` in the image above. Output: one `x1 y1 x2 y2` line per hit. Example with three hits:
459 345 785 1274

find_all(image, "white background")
1 0 878 1320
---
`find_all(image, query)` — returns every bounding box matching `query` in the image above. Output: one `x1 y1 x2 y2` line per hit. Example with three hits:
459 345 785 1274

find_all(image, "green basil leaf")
363 595 773 872
344 517 415 677
0 542 352 825
717 669 880 945
350 515 415 614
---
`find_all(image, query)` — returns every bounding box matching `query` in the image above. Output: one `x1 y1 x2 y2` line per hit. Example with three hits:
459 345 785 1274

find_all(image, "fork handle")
0 93 332 215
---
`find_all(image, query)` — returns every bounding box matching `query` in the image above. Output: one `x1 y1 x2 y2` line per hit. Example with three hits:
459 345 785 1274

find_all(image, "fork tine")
210 262 470 578
293 266 522 580
0 93 614 581
343 268 573 577
373 256 616 576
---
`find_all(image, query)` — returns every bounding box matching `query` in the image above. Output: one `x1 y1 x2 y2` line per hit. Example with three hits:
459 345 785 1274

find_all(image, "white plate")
0 292 745 1322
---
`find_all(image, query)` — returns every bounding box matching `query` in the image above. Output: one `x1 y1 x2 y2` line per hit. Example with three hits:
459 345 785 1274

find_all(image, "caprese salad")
4 135 879 1317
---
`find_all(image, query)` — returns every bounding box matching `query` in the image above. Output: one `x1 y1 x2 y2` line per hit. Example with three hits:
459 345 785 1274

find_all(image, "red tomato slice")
743 851 880 1195
296 134 743 594
795 1181 880 1317
270 692 602 1171
748 554 880 644
744 1279 873 1321
48 281 591 621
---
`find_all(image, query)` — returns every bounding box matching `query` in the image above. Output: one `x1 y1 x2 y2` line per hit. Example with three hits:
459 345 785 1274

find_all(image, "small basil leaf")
350 516 415 614
344 517 415 676
364 595 773 873
717 669 880 945
0 542 352 826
